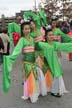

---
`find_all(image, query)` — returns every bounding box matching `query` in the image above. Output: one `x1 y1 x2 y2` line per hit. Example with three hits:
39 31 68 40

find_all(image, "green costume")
36 41 72 78
38 9 47 26
53 28 72 43
24 11 40 29
3 37 37 93
24 9 47 29
26 11 51 77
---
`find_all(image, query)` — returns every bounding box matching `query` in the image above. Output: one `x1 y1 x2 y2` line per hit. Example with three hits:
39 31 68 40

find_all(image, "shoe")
69 59 72 61
22 82 24 85
30 97 38 103
21 96 28 100
30 95 38 103
51 93 62 97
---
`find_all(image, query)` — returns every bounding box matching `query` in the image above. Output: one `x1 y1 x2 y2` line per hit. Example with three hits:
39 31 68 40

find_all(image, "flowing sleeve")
54 42 72 52
35 41 46 50
3 38 24 92
38 9 47 26
54 28 72 43
8 23 14 45
24 11 41 29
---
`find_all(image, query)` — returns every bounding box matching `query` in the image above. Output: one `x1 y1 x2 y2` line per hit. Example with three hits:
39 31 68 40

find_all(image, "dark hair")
1 27 8 34
21 21 30 37
16 15 21 19
50 16 58 27
30 19 36 32
45 29 52 42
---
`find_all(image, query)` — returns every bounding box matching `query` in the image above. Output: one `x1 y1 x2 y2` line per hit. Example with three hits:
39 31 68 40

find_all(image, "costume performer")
3 22 41 103
36 26 72 97
24 11 53 94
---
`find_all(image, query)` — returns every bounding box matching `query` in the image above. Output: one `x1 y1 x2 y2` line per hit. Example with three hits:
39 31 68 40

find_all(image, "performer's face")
16 16 22 24
47 31 54 41
23 25 30 36
52 21 56 28
30 21 36 30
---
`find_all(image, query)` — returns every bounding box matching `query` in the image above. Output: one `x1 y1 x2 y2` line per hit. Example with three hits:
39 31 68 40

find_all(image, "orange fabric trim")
45 69 53 88
27 71 36 95
38 56 44 69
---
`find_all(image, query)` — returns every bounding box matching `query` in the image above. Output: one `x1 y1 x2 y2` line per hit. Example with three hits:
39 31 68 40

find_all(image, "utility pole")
62 0 64 21
34 0 37 12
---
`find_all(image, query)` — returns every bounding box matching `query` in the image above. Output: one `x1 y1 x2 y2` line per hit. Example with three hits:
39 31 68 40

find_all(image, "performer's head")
1 27 7 34
45 25 54 42
51 16 58 28
30 19 36 30
21 21 30 37
16 15 22 24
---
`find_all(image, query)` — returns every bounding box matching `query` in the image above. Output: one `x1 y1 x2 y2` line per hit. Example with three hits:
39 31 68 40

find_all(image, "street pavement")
0 53 72 108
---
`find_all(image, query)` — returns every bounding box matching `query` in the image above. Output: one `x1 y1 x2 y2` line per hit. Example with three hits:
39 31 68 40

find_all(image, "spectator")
0 36 4 65
0 27 10 55
61 21 70 34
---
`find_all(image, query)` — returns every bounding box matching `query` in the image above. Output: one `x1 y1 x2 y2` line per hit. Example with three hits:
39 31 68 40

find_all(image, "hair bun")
44 25 52 32
21 17 31 24
46 25 52 30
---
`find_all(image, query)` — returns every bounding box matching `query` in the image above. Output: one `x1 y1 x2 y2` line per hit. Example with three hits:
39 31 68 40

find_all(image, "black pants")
0 53 3 63
0 52 10 64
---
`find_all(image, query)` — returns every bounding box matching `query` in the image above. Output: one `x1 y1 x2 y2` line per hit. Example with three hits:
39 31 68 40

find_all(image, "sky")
0 0 41 17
